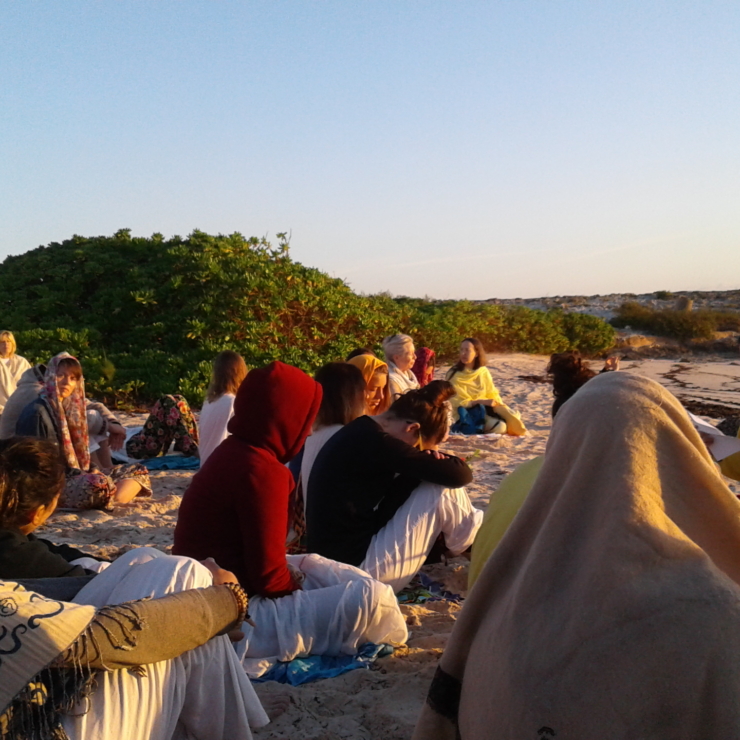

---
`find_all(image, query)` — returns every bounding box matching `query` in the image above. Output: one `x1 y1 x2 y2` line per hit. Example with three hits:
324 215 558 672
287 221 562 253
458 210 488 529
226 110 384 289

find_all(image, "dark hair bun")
416 380 455 406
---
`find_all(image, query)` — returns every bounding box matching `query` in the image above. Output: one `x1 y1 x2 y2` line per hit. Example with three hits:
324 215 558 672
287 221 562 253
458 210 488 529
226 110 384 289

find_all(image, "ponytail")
0 438 65 529
388 380 455 445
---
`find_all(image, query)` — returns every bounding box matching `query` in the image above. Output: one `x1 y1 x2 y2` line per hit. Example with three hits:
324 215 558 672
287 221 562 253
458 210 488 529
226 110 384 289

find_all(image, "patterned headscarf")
412 347 436 387
42 352 90 471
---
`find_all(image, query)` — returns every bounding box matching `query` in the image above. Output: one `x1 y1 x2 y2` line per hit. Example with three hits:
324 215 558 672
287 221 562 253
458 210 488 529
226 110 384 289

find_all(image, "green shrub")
611 302 740 341
0 231 616 405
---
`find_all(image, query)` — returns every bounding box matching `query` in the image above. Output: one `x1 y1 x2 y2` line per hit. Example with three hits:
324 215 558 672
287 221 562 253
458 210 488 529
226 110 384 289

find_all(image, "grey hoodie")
0 364 45 439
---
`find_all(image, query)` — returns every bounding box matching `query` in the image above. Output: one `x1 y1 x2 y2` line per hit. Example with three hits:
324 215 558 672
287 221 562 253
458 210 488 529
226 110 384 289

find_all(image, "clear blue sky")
1 1 738 299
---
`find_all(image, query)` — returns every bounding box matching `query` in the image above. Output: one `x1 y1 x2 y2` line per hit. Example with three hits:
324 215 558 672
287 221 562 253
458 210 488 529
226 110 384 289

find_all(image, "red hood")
227 361 322 463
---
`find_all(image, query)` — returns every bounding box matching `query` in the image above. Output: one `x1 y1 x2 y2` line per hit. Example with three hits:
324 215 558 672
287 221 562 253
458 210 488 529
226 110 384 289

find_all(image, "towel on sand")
253 643 394 686
414 372 740 740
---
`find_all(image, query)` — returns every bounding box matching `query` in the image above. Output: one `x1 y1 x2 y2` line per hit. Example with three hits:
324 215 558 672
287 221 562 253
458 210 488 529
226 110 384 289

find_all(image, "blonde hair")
382 334 414 365
0 331 17 358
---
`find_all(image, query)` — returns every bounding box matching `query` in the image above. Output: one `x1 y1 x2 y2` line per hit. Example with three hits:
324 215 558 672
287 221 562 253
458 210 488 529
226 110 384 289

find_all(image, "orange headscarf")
347 355 391 415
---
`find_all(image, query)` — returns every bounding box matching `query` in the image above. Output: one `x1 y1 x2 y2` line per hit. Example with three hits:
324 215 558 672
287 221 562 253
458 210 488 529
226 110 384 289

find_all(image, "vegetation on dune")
611 302 740 341
0 230 616 406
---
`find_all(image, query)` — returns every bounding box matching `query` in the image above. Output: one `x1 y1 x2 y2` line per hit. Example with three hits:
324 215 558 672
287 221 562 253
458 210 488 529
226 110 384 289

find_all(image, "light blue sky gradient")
1 2 738 299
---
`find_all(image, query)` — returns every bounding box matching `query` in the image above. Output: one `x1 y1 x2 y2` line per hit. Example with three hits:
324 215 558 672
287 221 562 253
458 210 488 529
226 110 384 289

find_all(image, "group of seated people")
4 324 740 738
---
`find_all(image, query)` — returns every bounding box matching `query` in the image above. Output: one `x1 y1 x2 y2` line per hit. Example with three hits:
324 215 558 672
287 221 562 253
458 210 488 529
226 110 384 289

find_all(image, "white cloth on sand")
237 553 408 678
361 482 483 593
66 547 268 740
198 393 236 465
301 424 343 507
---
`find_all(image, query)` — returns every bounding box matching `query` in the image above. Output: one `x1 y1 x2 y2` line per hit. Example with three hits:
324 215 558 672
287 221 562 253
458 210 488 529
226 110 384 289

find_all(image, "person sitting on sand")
287 362 367 549
383 334 420 399
446 338 526 436
411 347 436 387
173 361 407 671
16 353 151 509
0 437 111 579
301 362 366 499
1 359 130 471
126 394 199 460
307 381 483 593
0 330 31 419
0 434 286 737
414 372 740 740
198 350 248 465
468 351 618 588
347 353 392 416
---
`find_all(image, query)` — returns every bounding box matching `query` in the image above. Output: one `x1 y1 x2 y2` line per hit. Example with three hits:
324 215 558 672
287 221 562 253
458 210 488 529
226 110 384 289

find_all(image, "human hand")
200 558 239 585
423 449 444 459
699 432 716 448
287 562 306 587
108 423 126 451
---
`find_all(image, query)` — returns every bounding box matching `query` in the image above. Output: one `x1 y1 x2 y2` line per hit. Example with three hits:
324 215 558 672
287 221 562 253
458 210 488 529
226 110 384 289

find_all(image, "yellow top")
468 455 544 590
447 366 503 421
719 426 740 482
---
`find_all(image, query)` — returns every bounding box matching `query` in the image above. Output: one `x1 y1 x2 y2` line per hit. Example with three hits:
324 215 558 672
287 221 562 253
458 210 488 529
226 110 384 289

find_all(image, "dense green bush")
611 302 740 341
0 231 616 405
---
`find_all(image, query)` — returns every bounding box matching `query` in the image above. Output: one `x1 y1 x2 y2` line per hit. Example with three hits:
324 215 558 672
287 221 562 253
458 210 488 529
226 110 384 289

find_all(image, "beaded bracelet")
224 582 250 625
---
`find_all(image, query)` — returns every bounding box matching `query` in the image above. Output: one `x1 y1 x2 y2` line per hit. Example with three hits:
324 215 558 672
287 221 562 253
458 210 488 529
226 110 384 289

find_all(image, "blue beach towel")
141 455 201 471
252 643 394 686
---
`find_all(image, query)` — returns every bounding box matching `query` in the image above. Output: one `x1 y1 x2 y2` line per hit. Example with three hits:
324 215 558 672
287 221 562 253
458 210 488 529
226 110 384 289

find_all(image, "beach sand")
38 354 740 739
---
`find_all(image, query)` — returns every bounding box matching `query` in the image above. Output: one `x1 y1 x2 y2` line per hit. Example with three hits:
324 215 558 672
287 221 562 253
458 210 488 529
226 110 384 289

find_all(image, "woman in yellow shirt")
446 338 524 436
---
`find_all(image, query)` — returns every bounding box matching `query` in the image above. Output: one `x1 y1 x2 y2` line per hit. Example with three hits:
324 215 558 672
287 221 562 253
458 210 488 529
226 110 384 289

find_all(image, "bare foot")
259 694 292 721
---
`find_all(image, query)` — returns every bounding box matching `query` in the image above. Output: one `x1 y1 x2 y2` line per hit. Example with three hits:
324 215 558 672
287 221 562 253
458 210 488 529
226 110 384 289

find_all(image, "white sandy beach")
37 354 740 740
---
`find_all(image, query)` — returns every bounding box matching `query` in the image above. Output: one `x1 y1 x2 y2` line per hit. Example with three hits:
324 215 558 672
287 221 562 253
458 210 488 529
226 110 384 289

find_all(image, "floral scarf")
42 353 90 472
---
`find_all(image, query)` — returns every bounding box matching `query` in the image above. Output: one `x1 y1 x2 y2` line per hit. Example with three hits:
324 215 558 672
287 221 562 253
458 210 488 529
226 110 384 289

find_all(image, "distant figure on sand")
16 353 151 509
198 350 248 465
173 361 407 671
415 372 740 739
447 338 525 436
307 381 482 593
0 330 31 417
347 353 392 416
383 334 420 399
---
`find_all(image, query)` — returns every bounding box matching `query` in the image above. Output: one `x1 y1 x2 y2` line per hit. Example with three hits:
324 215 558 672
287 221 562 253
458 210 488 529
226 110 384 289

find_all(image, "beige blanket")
414 372 740 739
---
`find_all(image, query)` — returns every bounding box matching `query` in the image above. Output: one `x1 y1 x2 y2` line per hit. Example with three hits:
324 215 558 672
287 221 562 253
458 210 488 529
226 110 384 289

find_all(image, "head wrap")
42 352 90 471
347 355 391 415
411 347 436 387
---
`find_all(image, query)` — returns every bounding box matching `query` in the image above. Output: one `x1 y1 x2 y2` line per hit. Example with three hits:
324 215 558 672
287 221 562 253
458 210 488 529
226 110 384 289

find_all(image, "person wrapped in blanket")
414 372 740 740
446 338 526 436
15 353 151 509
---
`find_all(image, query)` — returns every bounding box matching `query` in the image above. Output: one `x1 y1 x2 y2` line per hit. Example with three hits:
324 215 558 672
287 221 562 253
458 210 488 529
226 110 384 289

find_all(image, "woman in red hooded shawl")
174 361 407 674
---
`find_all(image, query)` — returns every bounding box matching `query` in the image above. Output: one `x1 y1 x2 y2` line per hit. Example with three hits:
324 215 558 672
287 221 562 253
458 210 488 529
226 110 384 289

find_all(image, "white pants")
237 553 408 678
65 548 268 740
361 482 484 593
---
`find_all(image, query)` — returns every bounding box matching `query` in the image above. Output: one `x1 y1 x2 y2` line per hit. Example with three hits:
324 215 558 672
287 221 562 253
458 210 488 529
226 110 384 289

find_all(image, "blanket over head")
414 371 740 740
